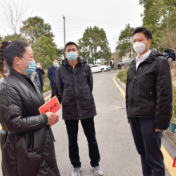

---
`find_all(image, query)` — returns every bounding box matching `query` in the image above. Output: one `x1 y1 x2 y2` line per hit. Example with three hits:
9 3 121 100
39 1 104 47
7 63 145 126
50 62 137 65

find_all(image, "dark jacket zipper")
129 63 143 117
72 68 79 120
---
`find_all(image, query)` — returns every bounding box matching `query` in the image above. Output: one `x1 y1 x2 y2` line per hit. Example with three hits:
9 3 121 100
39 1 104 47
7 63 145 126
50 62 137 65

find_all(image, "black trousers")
51 86 62 103
129 118 165 176
51 86 58 98
65 117 100 168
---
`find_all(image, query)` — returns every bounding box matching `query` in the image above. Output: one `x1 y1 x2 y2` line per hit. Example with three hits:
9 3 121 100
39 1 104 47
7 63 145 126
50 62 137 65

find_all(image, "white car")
90 64 111 73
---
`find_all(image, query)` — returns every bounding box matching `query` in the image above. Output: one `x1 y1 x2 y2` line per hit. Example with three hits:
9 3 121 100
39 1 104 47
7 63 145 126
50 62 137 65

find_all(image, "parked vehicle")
163 49 175 62
117 58 134 69
90 64 111 73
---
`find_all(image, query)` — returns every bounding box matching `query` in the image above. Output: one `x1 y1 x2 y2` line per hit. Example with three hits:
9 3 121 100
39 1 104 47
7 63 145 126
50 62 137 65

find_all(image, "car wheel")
121 65 124 70
167 57 173 62
101 68 105 72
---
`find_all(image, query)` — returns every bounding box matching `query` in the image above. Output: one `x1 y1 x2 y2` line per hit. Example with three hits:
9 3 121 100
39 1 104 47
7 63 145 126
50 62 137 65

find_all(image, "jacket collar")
10 69 44 102
62 57 87 74
62 57 87 65
130 49 163 72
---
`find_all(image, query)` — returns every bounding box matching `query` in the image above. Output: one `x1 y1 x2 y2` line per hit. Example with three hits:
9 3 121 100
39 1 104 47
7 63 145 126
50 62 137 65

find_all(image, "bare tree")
109 34 119 53
0 0 28 36
157 24 176 53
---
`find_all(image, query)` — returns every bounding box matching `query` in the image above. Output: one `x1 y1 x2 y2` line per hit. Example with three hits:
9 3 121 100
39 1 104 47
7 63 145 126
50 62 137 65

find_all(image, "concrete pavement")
0 70 175 175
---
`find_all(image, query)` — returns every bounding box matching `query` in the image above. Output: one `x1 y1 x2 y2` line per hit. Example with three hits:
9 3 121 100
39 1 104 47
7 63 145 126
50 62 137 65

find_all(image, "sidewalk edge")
115 77 126 89
43 90 51 97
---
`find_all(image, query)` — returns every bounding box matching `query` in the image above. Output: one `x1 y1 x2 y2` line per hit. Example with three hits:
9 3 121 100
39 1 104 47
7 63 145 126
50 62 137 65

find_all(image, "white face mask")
133 41 147 54
37 65 40 68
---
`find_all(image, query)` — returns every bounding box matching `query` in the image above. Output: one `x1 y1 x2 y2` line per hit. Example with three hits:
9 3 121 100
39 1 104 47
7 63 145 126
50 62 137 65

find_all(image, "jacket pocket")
0 130 14 151
79 88 91 101
62 90 76 109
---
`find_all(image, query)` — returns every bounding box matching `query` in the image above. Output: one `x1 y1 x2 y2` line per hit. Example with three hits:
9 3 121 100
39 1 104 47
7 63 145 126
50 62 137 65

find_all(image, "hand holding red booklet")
39 96 60 114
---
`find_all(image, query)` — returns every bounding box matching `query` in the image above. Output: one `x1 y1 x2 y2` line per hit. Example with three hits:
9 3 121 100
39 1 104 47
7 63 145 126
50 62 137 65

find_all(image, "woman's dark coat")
56 58 97 120
0 70 60 176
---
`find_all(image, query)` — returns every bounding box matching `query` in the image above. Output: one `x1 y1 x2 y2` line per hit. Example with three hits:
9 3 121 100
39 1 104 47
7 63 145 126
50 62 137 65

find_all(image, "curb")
43 90 51 98
115 77 126 89
164 129 176 145
114 77 176 145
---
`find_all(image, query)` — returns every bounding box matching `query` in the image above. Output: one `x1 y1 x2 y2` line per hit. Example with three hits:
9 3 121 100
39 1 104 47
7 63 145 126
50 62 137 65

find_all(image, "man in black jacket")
56 42 103 176
48 59 59 98
36 62 45 91
126 27 172 176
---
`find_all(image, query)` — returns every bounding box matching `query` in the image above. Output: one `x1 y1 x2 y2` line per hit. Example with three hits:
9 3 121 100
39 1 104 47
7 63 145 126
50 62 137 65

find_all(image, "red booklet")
39 96 60 114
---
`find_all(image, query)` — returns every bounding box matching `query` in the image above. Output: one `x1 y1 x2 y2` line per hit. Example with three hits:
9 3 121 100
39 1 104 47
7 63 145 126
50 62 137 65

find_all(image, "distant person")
3 66 9 75
0 40 60 176
36 61 45 92
110 59 114 70
126 27 172 176
56 42 103 176
30 71 42 93
0 66 9 81
47 59 60 99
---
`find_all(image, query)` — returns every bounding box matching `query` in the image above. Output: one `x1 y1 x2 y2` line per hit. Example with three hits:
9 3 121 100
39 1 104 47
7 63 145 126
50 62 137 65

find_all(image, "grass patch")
172 86 176 123
43 75 51 93
116 67 129 85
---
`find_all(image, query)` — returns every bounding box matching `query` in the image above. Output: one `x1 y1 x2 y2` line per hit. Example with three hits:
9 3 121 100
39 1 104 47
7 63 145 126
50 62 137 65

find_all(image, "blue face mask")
21 59 36 76
54 63 59 67
67 52 78 61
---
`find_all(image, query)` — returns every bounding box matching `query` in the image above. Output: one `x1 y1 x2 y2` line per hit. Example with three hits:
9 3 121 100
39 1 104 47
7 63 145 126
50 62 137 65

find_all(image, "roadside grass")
116 68 176 123
43 71 51 93
116 67 129 85
172 86 176 123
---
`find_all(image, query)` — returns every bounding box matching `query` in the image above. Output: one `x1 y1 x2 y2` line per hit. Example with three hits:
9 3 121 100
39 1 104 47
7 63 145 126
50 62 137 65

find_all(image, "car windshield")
164 49 174 53
124 59 132 62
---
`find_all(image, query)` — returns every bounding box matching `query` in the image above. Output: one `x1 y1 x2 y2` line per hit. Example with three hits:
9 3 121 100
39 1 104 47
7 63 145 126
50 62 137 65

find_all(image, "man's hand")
156 129 163 132
45 112 59 126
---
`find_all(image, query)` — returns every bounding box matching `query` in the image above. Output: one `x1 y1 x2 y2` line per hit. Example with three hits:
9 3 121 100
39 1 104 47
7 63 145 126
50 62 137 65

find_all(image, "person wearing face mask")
56 42 103 176
35 61 45 92
0 40 60 176
47 59 60 100
126 27 172 176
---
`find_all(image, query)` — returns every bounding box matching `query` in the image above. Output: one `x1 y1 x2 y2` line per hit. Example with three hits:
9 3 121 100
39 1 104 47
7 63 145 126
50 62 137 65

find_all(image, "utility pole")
63 15 66 47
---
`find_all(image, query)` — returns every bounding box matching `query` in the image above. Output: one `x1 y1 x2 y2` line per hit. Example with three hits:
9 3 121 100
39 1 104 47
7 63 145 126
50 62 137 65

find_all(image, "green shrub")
172 86 176 123
43 75 51 93
116 67 129 85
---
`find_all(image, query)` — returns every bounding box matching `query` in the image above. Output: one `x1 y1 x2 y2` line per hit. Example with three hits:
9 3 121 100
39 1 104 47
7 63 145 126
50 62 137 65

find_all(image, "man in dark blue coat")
47 59 59 99
36 62 45 92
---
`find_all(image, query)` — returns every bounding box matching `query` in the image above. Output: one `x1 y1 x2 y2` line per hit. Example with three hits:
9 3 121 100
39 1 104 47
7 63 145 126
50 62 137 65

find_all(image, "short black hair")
36 61 40 63
133 27 152 40
53 58 58 62
65 41 78 51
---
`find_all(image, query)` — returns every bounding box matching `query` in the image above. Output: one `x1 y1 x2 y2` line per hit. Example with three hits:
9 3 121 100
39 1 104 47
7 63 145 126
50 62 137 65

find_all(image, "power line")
62 15 66 47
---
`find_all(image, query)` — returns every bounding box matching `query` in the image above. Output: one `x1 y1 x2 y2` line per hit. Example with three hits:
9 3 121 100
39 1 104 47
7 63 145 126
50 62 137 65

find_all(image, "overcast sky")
0 0 144 52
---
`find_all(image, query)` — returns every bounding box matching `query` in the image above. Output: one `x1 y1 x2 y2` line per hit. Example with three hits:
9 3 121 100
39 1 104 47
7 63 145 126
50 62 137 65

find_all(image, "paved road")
0 70 176 176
